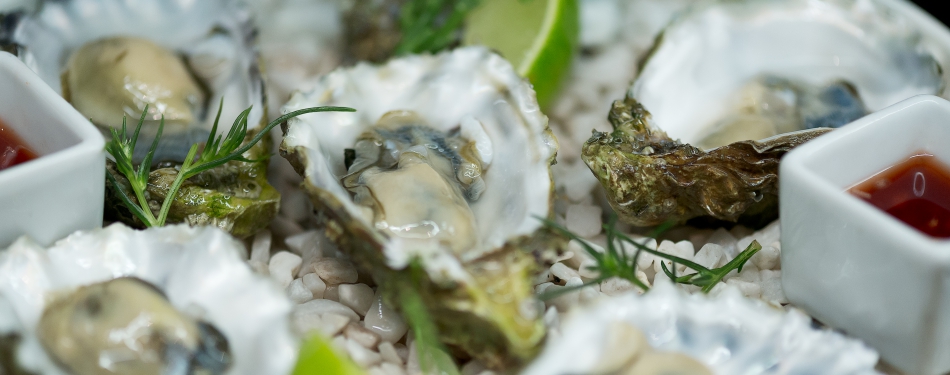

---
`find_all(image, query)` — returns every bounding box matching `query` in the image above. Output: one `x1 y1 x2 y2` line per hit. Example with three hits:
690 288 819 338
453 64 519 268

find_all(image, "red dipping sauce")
0 117 38 171
849 153 950 239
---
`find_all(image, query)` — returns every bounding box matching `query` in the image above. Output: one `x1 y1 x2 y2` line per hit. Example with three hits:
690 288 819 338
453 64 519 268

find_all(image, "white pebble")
406 342 420 374
302 273 327 299
733 262 761 283
565 240 596 269
248 260 268 276
280 188 312 222
324 285 340 301
546 284 579 312
365 292 409 343
251 229 272 263
756 220 782 246
286 230 320 256
375 362 407 375
549 262 580 283
653 240 692 274
294 299 359 321
269 251 302 288
566 204 603 238
535 282 554 295
291 311 323 335
693 243 724 270
345 323 382 349
629 238 658 270
760 270 787 304
378 341 403 365
752 244 781 270
346 338 383 368
313 258 359 285
707 228 739 260
287 278 314 303
393 343 409 362
601 277 634 296
543 306 560 329
319 313 351 337
339 283 375 316
532 269 553 285
461 360 491 375
725 278 762 299
577 257 600 279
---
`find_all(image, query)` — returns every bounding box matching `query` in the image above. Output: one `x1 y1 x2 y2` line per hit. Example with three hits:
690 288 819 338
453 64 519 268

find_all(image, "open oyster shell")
584 0 950 226
523 282 881 375
0 224 296 375
2 0 278 237
280 47 558 369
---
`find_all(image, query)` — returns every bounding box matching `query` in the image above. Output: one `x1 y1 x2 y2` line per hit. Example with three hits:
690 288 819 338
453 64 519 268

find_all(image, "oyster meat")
0 224 296 375
585 0 950 226
280 47 558 369
3 0 278 237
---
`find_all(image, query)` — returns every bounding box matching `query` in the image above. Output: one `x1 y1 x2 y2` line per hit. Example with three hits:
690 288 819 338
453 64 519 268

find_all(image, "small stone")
532 269 553 285
251 229 272 263
378 341 403 365
566 204 603 238
752 244 781 270
461 360 491 375
294 299 359 321
287 278 314 303
319 313 351 337
365 292 409 343
269 251 303 288
324 285 340 301
760 270 787 304
406 342 420 374
693 244 724 270
733 262 760 283
725 278 762 299
577 257 600 279
313 258 359 285
269 215 304 239
339 283 375 316
286 230 320 255
629 238 658 270
302 273 327 299
543 306 559 328
706 228 739 259
601 277 635 296
549 262 580 283
393 343 409 362
535 282 554 295
345 323 382 349
653 240 692 274
291 311 323 335
248 260 269 276
346 338 383 368
565 240 595 269
331 335 348 351
378 362 408 375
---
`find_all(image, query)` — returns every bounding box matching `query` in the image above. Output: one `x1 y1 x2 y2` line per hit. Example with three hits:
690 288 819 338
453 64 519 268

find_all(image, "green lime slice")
292 333 365 375
464 0 580 109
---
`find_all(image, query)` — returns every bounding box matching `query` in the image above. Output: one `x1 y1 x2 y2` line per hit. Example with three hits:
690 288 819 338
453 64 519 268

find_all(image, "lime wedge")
292 333 365 375
464 0 579 109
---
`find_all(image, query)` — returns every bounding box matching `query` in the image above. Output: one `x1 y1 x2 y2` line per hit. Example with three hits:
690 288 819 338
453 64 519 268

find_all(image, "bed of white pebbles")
245 1 862 374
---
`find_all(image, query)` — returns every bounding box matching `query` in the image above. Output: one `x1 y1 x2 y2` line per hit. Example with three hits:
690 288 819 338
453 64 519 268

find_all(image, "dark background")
911 1 946 26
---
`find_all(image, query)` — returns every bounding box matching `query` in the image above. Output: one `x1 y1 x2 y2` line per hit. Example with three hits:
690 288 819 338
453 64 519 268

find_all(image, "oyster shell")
0 224 296 375
585 0 949 226
280 47 558 369
522 282 881 375
3 0 278 237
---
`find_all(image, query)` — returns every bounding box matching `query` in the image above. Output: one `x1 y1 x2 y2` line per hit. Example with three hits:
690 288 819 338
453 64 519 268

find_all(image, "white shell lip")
633 0 950 145
7 0 266 132
522 282 881 375
281 47 557 278
0 224 297 375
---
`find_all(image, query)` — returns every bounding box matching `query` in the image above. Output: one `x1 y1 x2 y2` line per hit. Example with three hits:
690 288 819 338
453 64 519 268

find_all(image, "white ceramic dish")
0 52 104 247
781 95 950 375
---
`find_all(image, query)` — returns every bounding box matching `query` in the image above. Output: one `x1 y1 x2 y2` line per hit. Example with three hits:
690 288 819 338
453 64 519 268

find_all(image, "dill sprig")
539 216 762 300
395 0 481 55
105 101 354 227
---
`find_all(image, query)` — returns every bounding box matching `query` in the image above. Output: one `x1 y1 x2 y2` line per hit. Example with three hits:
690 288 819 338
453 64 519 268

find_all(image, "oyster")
0 224 296 375
3 0 277 237
522 282 881 375
280 47 558 369
585 0 949 226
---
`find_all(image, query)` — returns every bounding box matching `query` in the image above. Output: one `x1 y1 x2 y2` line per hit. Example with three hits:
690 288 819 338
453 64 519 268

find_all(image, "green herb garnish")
539 216 762 300
400 260 461 375
395 0 481 55
105 101 354 227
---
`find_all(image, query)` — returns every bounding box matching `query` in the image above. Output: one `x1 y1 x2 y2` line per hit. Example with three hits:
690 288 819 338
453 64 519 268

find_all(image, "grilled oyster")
280 47 557 369
0 224 296 375
585 0 949 226
4 0 277 237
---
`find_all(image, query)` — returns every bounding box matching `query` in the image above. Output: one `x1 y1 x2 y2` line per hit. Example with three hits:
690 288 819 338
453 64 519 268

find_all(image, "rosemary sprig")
539 216 762 300
105 101 355 227
395 0 481 55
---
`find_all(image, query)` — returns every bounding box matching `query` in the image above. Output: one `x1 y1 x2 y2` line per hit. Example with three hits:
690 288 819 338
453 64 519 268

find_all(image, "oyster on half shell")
0 224 296 375
2 0 277 237
585 0 949 226
280 47 558 369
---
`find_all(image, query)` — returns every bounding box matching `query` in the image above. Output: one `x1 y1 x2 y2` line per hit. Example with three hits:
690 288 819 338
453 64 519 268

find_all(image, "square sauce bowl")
0 52 104 247
781 95 950 375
